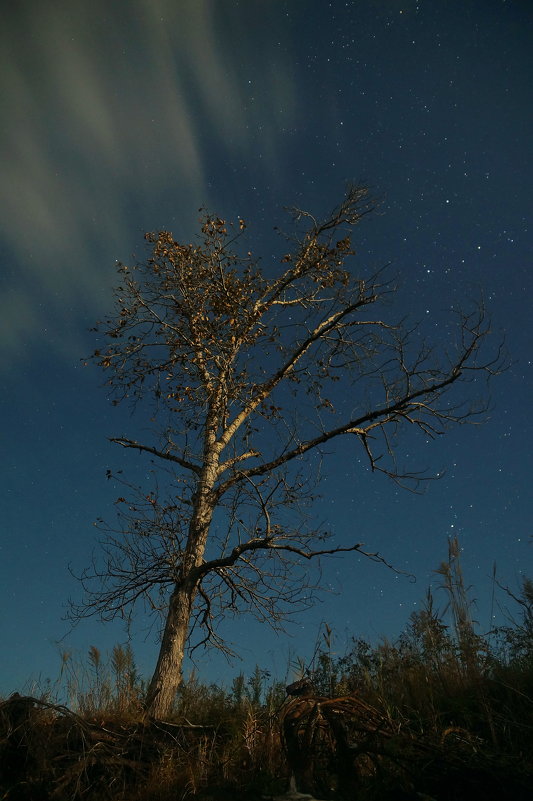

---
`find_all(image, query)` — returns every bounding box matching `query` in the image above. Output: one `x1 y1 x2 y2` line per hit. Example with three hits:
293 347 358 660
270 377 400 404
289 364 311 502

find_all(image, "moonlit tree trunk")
71 186 505 719
145 446 220 717
144 583 196 717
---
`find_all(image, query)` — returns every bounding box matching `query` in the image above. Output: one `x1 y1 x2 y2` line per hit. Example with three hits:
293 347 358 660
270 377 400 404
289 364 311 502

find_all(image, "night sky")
1 0 532 696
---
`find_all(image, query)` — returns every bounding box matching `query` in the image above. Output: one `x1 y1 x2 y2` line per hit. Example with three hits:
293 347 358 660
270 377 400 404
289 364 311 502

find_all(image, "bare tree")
71 186 504 718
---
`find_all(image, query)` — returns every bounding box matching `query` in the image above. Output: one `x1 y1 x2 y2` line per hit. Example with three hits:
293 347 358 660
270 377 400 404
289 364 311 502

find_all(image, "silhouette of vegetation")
3 542 532 800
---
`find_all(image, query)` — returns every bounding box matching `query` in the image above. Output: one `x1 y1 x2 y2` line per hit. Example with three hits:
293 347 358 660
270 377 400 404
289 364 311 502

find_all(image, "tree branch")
217 293 380 452
110 437 201 475
216 366 463 495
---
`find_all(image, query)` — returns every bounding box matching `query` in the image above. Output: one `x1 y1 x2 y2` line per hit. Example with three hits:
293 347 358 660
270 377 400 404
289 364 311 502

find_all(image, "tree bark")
145 453 219 718
144 582 195 718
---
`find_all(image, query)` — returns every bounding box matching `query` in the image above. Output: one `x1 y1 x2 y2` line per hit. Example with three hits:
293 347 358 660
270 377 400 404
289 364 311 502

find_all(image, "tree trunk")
145 434 220 718
144 583 195 718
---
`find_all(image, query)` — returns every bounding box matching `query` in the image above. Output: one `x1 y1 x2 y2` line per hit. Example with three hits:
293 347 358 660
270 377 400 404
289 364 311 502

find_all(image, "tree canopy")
72 185 504 717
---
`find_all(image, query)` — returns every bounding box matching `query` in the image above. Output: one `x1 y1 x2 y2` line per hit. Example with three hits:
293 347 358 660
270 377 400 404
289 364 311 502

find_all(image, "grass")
2 540 533 800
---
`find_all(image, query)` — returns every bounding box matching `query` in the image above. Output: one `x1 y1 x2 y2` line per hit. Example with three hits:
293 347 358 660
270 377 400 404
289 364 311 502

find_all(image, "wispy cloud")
0 0 297 366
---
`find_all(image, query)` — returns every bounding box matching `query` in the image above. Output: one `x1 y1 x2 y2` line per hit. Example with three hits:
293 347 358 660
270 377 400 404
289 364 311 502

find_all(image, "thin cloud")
0 0 297 366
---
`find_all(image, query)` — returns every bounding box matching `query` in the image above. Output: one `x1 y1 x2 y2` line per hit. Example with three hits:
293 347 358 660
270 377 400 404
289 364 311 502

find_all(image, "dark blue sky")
1 0 532 695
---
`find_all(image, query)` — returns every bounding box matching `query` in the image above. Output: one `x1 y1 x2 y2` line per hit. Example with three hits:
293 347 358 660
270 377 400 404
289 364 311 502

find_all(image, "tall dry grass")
2 539 533 799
